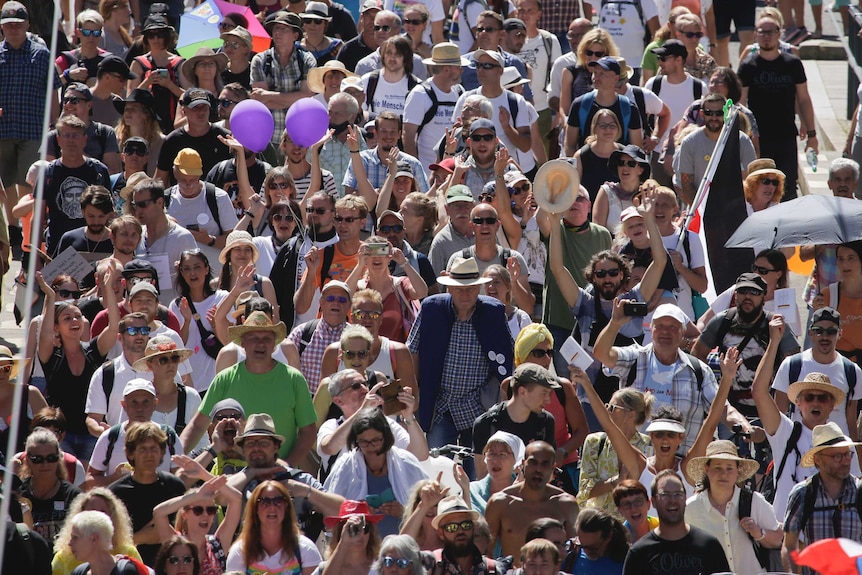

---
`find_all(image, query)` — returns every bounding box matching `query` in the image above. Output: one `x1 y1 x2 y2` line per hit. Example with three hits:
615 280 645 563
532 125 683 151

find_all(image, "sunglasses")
756 28 780 35
27 453 60 464
0 365 12 375
476 26 501 33
593 268 621 278
810 326 839 336
189 505 218 516
617 159 639 168
167 556 194 565
336 381 365 395
271 213 295 222
268 181 290 190
63 97 88 105
222 40 243 50
123 145 149 156
476 62 501 70
58 288 82 299
529 348 554 358
124 326 152 336
658 55 677 62
325 294 349 303
382 557 412 568
80 28 103 37
801 393 832 403
596 122 617 130
404 18 425 25
681 30 703 38
736 287 763 296
257 495 288 507
442 520 474 533
303 18 326 24
760 178 780 186
472 216 498 225
144 30 169 39
378 224 404 234
373 24 392 32
751 264 776 275
156 354 183 365
470 133 495 142
511 183 531 195
342 349 369 360
309 207 331 215
584 49 605 57
334 216 361 223
605 403 630 413
702 109 723 117
478 192 495 203
214 412 242 421
219 98 239 108
352 310 382 320
130 197 159 209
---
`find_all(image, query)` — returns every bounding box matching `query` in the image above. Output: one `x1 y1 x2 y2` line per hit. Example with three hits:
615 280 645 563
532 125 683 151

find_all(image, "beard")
736 304 764 324
447 539 474 557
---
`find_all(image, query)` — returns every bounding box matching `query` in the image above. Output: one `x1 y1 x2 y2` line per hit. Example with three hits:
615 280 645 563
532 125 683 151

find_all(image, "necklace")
85 228 109 253
31 478 61 500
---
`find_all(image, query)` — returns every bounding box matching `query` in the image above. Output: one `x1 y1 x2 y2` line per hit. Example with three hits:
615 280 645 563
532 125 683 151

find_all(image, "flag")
793 538 862 575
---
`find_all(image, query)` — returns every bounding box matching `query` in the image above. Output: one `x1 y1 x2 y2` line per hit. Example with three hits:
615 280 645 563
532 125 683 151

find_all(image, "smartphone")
157 69 168 77
367 242 390 256
346 514 366 536
187 224 200 231
377 380 406 416
623 302 648 317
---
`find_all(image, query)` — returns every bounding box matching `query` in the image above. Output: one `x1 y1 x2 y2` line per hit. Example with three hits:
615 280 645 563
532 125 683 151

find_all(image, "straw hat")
422 41 470 67
219 230 259 264
801 422 862 467
787 372 845 406
235 413 285 446
323 500 385 529
431 496 480 529
131 335 193 372
231 290 258 319
0 345 22 380
746 158 786 182
120 171 152 204
227 310 287 345
307 60 356 94
686 439 760 485
180 47 228 86
532 159 580 214
437 257 492 287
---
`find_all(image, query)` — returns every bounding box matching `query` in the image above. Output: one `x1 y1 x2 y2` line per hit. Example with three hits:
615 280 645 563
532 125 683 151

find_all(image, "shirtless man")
485 441 579 563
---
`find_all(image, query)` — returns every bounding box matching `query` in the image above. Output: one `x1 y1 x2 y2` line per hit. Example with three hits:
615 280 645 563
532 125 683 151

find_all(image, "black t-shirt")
157 126 232 186
55 227 114 288
737 52 806 139
337 35 374 75
44 158 111 256
109 471 186 566
19 479 82 543
472 402 556 454
567 93 642 148
622 526 730 575
222 66 252 90
205 158 273 219
41 338 107 434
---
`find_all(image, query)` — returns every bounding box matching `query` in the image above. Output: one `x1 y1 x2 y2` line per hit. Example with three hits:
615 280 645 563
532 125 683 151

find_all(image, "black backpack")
461 247 511 267
738 488 771 569
625 351 705 391
414 80 464 136
757 420 803 504
102 421 180 469
164 182 224 235
797 473 862 536
366 70 420 115
271 236 336 325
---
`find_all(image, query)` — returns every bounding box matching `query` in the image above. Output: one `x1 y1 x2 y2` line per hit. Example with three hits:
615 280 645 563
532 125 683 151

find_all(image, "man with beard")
281 129 337 201
485 441 578 562
428 185 475 278
622 470 729 575
226 413 344 539
376 209 436 290
458 119 506 199
192 399 246 475
423 496 497 574
108 216 142 269
674 93 756 206
692 272 799 432
271 191 340 328
318 92 365 196
55 185 114 288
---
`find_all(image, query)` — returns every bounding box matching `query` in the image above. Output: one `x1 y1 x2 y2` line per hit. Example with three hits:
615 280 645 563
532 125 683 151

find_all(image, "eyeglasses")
80 28 104 37
58 288 82 299
334 216 360 223
529 348 554 358
617 497 646 510
756 28 780 35
336 382 365 395
702 109 723 117
404 18 426 25
760 178 780 187
373 24 392 32
167 556 194 565
309 207 331 215
268 181 290 190
352 310 382 321
657 491 686 500
222 40 242 50
584 49 605 57
596 122 617 130
357 436 384 448
271 213 295 223
511 183 531 195
751 264 776 275
476 26 501 33
476 62 501 70
342 349 369 360
156 354 183 365
63 97 87 105
0 365 12 375
617 159 639 168
681 30 703 38
244 438 273 447
605 403 630 413
214 412 242 421
325 294 349 303
128 276 156 286
593 268 621 278
736 287 763 296
27 453 60 464
823 451 854 463
189 505 218 516
130 197 159 209
382 557 412 569
801 393 832 403
810 326 840 336
379 224 404 234
124 326 152 336
472 216 498 225
441 520 474 533
123 145 149 156
470 133 495 142
58 131 84 139
219 98 239 108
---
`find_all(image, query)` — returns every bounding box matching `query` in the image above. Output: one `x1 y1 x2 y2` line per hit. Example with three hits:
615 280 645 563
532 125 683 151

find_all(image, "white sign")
560 336 595 371
41 247 93 285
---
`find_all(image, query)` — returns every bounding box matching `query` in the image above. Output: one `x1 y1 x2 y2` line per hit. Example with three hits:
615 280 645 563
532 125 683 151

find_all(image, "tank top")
545 389 578 466
602 182 638 234
578 144 621 201
339 337 396 380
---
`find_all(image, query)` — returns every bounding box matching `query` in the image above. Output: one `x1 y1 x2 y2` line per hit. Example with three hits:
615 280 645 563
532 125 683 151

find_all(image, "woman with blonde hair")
399 480 447 551
641 6 691 83
482 264 531 339
574 109 623 202
673 14 717 82
53 488 141 575
559 29 619 119
98 0 133 58
399 192 437 255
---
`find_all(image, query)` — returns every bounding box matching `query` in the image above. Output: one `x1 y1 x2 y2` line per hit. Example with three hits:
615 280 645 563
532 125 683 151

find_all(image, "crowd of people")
0 0 860 574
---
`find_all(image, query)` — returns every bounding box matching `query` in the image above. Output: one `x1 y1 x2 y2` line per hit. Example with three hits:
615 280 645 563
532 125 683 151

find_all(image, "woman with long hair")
170 250 229 395
154 475 242 575
375 535 426 575
53 488 141 575
559 30 619 118
216 231 278 320
641 6 691 84
226 480 321 574
36 268 118 464
319 501 383 575
482 265 531 339
66 511 142 575
114 89 165 175
373 151 420 216
154 535 201 575
240 200 302 277
238 165 300 237
593 146 650 231
128 16 184 134
402 4 432 60
98 0 133 58
574 109 623 202
399 480 448 551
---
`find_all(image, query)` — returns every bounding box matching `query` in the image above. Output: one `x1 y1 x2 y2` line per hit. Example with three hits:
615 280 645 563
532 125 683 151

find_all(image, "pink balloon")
285 98 329 148
230 100 274 152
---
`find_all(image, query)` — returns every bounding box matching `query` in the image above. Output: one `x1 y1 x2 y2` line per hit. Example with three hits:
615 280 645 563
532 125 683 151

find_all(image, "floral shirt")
576 430 651 520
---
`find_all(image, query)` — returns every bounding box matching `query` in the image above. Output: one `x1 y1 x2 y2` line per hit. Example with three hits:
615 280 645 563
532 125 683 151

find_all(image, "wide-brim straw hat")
422 41 470 67
787 372 845 406
180 47 229 86
533 159 580 214
437 256 492 287
219 230 259 264
131 335 193 372
746 158 786 182
307 60 356 94
0 345 23 380
227 310 286 345
686 439 760 485
431 495 481 529
801 421 862 467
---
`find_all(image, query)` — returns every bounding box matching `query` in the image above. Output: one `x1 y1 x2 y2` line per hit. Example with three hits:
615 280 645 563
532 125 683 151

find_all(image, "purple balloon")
230 100 274 152
285 97 329 148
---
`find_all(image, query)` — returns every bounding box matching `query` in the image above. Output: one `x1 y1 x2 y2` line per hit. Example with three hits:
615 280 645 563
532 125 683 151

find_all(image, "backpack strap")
843 356 857 410
320 245 336 287
298 319 321 355
161 424 178 456
366 70 381 113
499 248 511 267
738 488 769 569
204 182 223 235
540 30 553 86
175 383 187 435
578 91 596 134
104 424 123 468
693 79 703 100
774 420 803 490
617 95 632 143
207 534 227 571
505 91 519 126
101 359 115 413
652 75 663 97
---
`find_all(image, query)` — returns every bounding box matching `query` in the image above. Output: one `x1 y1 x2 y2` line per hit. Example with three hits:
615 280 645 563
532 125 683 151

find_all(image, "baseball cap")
811 307 841 326
619 206 641 223
322 280 351 297
129 281 159 299
99 55 138 80
446 184 474 204
472 49 505 67
504 171 529 187
1 1 28 25
123 378 156 397
652 303 688 325
340 76 364 93
502 18 526 31
123 136 149 155
209 398 246 419
360 0 383 12
180 88 212 108
377 209 404 226
651 39 688 59
173 148 203 176
64 82 93 100
122 259 157 278
588 56 621 75
469 118 496 135
734 272 768 293
429 157 456 173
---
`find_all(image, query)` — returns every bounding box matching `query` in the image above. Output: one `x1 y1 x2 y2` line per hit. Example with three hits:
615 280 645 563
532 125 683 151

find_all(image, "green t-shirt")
641 39 665 74
199 362 316 459
541 222 612 331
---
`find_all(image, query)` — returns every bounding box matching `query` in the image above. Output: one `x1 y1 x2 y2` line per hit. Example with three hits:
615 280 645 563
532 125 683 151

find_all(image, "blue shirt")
0 37 59 140
571 549 623 575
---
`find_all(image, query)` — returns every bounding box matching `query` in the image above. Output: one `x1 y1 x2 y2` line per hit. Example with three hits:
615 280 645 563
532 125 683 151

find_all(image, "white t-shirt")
316 415 410 459
169 291 230 392
166 184 240 264
362 72 409 119
453 0 489 55
622 85 664 116
518 31 562 111
85 353 146 426
644 74 707 147
88 419 185 473
135 222 198 307
515 100 539 174
767 414 816 520
585 0 659 62
403 79 463 172
226 535 322 574
661 228 705 320
383 0 445 45
148 385 205 451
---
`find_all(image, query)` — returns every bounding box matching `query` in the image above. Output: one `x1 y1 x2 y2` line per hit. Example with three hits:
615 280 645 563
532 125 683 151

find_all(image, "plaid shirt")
287 319 346 394
610 344 720 454
342 148 430 194
785 475 862 575
316 132 366 196
0 38 58 140
538 0 582 34
250 46 317 147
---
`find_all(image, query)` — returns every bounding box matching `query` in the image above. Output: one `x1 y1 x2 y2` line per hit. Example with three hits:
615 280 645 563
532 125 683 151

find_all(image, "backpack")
449 0 489 43
133 53 183 128
797 473 862 536
270 235 336 325
366 70 420 115
738 488 771 569
787 353 857 411
650 75 704 102
166 182 224 234
482 401 550 443
625 351 705 391
298 319 321 355
577 91 633 144
415 80 465 136
461 247 511 267
757 420 803 504
536 30 555 87
102 421 180 469
262 44 312 81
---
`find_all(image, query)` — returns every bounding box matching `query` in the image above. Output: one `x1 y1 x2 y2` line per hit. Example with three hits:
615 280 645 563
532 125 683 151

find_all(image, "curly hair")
584 250 632 288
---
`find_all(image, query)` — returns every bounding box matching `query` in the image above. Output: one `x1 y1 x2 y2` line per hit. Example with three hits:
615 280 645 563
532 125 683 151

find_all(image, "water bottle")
805 147 818 172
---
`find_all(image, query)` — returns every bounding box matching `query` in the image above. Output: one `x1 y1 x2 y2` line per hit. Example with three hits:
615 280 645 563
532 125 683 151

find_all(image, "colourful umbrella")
176 0 271 58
